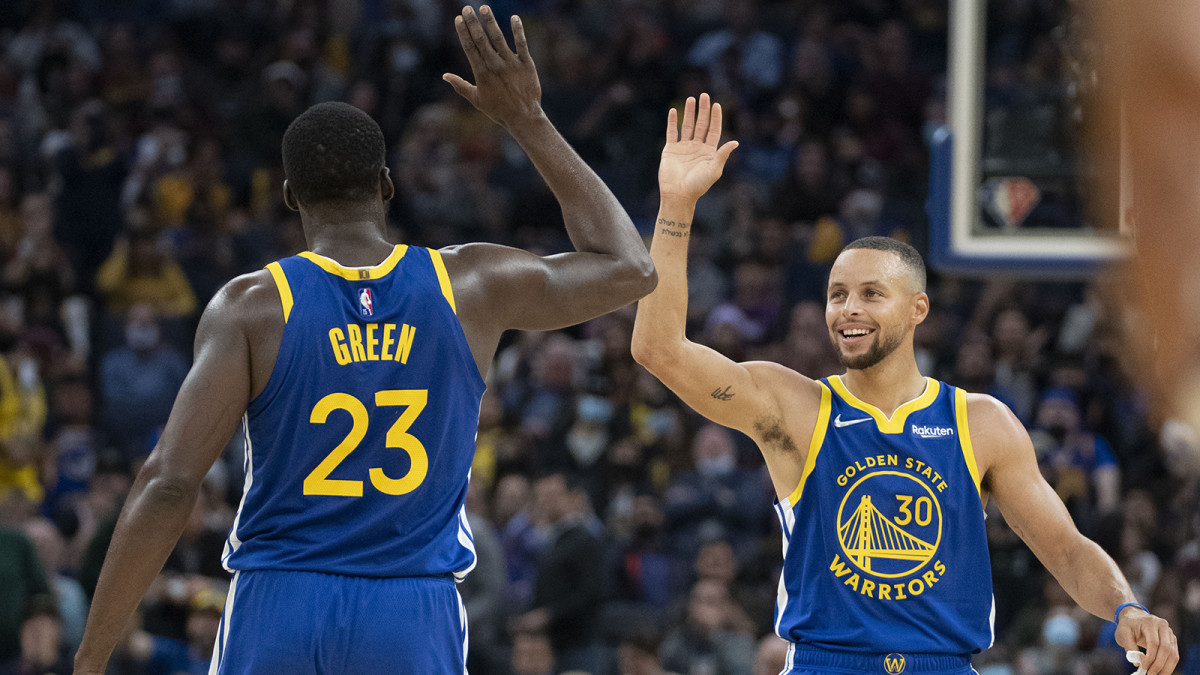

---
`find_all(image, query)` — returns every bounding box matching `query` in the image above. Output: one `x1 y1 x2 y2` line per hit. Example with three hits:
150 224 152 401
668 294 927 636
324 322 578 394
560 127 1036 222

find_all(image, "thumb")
716 140 739 166
442 73 476 102
1114 622 1140 652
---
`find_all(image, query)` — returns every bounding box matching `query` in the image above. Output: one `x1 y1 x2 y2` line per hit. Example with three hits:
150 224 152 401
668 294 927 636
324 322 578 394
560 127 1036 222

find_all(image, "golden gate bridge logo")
836 471 942 578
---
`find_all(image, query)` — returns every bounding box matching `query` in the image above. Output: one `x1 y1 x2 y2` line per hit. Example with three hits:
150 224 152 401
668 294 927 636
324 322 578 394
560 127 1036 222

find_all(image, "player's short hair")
282 102 386 206
841 236 926 292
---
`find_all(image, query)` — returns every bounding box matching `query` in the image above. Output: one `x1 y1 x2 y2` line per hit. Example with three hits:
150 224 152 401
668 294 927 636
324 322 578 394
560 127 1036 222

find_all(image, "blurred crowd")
0 0 1196 674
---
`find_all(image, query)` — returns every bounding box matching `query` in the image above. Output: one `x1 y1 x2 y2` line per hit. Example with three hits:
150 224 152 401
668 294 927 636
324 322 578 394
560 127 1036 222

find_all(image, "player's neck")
302 202 395 267
840 351 926 418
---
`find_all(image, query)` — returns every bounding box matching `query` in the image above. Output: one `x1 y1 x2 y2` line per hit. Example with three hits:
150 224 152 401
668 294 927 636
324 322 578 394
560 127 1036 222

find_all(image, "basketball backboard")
926 0 1127 277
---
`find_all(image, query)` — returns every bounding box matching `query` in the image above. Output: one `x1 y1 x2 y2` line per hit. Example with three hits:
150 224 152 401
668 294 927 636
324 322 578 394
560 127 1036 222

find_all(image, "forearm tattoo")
658 218 690 238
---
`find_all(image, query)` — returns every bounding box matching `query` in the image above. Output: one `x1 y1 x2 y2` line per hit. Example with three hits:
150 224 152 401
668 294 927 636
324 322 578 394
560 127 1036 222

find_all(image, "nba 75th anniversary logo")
829 455 948 600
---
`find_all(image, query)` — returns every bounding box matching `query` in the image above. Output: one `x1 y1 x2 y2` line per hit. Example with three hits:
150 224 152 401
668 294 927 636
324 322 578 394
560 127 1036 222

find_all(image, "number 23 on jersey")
303 389 428 497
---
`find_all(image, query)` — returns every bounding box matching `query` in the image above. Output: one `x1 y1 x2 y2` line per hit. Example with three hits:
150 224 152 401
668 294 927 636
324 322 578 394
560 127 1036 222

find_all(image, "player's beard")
831 324 907 370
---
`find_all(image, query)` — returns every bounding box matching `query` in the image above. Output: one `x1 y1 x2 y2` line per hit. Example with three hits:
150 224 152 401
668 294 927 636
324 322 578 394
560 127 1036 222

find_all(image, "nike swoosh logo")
833 414 872 428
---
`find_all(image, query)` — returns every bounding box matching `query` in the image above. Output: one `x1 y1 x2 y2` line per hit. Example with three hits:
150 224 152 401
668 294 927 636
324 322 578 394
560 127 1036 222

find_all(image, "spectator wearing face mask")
663 424 769 563
98 303 187 458
1032 387 1120 519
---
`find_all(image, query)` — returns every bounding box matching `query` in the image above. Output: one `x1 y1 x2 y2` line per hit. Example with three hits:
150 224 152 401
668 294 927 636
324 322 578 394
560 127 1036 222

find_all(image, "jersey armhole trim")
786 381 832 506
265 262 293 323
955 387 983 497
428 249 457 315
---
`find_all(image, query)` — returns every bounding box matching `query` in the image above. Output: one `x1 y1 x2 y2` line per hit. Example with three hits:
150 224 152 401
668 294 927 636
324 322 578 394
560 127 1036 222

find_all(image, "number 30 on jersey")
303 389 428 496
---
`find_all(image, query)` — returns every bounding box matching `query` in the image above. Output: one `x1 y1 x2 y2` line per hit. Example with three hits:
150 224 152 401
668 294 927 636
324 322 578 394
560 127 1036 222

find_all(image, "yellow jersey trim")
265 262 293 323
786 382 832 505
827 375 940 435
955 387 983 496
298 245 408 281
428 249 457 315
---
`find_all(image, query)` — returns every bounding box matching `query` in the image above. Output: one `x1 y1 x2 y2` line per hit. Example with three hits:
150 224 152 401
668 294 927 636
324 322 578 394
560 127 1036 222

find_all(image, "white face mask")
698 453 736 477
126 323 160 352
566 429 608 468
1041 613 1079 647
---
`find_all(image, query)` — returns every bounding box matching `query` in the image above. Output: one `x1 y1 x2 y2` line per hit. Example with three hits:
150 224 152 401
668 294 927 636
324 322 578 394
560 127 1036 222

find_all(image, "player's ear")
380 167 395 202
282 180 300 212
912 291 930 325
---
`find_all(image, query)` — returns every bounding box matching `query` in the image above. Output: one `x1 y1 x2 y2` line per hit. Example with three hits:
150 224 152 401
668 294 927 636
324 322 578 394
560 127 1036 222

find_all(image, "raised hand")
659 93 738 203
443 5 542 129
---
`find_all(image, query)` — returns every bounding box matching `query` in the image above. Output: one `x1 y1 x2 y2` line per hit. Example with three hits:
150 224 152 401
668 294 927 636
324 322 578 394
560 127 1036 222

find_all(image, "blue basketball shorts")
209 569 467 674
781 643 977 674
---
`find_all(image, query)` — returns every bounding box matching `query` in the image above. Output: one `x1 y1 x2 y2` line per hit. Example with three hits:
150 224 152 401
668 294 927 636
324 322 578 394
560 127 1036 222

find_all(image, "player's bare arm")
969 394 1179 675
631 93 821 499
74 272 281 673
440 5 656 374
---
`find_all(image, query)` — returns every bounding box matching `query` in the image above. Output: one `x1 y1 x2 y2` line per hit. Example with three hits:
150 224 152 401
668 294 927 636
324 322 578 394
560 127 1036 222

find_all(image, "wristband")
1114 601 1149 624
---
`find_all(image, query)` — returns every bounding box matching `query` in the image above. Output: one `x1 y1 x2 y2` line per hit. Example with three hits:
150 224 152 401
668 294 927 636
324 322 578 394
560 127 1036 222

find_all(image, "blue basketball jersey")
772 376 994 654
222 245 485 580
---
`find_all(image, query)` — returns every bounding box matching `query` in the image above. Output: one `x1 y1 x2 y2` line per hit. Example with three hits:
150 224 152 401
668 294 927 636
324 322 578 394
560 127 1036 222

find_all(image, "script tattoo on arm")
711 385 735 401
658 217 690 239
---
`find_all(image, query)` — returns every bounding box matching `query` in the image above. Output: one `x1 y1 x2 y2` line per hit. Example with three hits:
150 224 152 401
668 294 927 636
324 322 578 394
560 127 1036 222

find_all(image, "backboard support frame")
926 0 1126 278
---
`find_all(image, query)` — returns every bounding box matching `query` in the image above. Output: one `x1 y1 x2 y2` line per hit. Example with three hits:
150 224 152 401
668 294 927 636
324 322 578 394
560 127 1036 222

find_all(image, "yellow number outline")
303 390 428 497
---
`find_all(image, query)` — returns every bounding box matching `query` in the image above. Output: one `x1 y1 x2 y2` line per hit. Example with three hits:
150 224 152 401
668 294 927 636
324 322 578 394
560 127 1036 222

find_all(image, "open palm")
659 93 738 202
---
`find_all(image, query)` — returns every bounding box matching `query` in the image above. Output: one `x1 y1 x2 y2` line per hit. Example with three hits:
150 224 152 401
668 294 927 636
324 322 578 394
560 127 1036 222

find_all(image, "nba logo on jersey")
884 653 905 674
359 288 374 317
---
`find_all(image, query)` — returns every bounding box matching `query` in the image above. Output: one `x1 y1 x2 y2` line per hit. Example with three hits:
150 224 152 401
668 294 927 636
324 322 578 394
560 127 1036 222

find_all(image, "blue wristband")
1114 602 1149 624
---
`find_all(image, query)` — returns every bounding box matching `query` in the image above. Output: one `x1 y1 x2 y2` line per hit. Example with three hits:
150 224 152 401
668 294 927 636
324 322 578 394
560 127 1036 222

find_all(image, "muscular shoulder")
964 392 1033 474
192 270 282 356
744 361 824 407
438 242 525 277
743 360 824 448
202 270 280 330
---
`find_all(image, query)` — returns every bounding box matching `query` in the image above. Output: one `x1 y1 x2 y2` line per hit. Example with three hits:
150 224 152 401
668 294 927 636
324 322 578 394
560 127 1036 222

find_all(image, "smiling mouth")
839 328 874 339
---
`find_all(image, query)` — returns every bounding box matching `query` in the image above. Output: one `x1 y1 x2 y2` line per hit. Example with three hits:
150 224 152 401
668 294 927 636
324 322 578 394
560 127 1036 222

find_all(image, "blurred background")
0 1 1195 674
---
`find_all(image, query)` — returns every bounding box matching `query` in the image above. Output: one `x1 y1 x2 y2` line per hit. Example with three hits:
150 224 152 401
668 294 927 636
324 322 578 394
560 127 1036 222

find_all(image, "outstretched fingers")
511 15 530 61
665 107 678 144
478 6 513 58
680 96 696 142
706 101 724 146
453 14 485 74
461 6 505 70
694 93 712 144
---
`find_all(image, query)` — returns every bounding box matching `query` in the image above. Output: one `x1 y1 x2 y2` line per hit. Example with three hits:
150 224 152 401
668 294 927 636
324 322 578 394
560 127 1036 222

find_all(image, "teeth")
842 329 870 337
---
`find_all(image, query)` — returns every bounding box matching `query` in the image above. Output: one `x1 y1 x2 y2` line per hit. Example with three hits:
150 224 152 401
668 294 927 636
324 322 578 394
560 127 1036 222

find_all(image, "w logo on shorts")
359 288 374 317
884 653 906 674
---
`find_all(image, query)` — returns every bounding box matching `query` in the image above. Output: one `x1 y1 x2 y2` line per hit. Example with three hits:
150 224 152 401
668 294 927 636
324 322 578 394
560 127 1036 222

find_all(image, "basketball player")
631 94 1178 674
73 6 656 674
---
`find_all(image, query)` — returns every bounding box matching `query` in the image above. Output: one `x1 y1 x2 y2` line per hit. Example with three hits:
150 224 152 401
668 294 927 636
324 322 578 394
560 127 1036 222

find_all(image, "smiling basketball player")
631 93 1178 675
